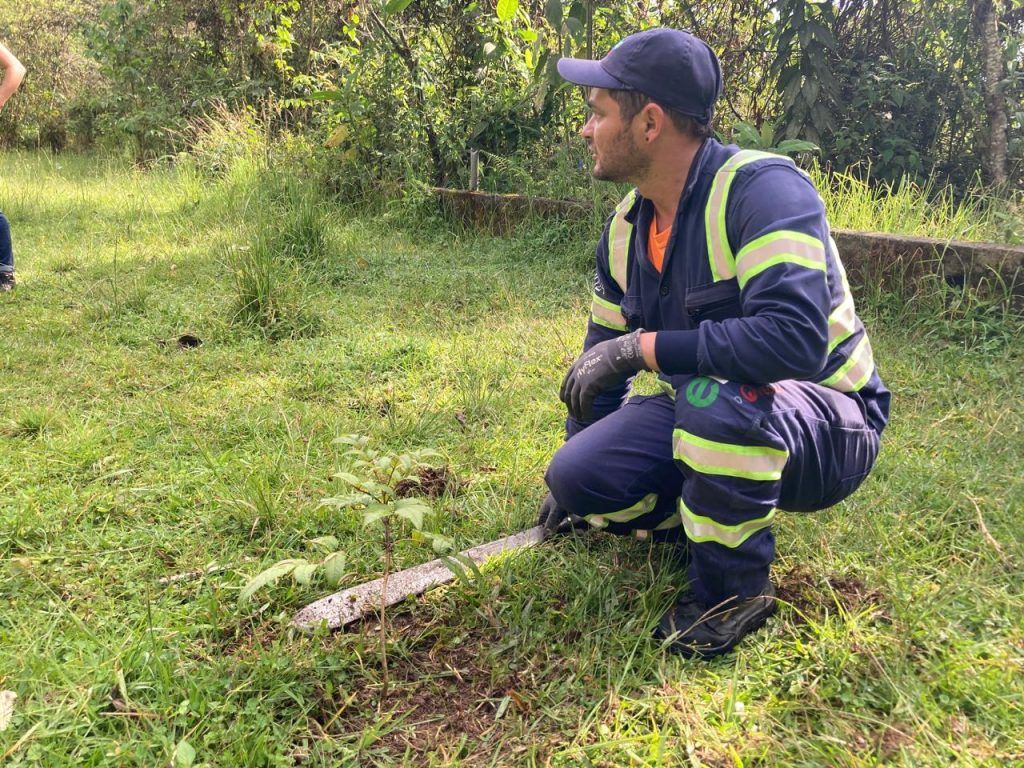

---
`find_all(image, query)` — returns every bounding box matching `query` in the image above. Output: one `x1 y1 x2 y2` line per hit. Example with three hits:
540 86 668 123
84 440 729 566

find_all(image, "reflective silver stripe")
634 512 681 540
828 294 858 353
607 190 636 293
673 428 788 481
705 150 782 282
583 493 658 529
591 293 627 331
681 499 775 548
735 231 826 289
820 335 875 392
826 236 858 352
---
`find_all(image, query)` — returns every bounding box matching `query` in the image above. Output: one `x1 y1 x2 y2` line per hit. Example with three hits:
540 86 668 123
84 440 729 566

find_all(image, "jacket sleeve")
565 219 634 438
697 163 831 383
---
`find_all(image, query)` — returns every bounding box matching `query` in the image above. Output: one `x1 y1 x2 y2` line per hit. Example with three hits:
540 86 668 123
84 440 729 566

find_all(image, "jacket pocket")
685 279 742 323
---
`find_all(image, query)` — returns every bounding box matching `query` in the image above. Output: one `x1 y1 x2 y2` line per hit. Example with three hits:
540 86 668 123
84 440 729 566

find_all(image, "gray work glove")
536 492 587 537
560 330 647 422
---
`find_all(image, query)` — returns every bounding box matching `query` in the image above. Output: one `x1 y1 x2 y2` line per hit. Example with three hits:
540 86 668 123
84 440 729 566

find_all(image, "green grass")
1 151 1022 767
808 165 1024 244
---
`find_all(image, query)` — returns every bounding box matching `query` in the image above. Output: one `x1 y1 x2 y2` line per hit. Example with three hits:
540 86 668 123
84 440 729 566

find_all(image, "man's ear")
640 102 666 143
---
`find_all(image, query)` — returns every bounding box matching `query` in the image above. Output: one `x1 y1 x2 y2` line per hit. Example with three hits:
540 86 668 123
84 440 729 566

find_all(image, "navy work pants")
545 376 881 606
0 212 12 273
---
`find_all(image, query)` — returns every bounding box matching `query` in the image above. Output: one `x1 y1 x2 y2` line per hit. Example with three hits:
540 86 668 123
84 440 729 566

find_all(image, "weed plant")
0 149 1021 766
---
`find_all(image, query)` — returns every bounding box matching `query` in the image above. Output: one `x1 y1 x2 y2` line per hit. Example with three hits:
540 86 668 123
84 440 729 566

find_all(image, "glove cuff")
618 328 648 371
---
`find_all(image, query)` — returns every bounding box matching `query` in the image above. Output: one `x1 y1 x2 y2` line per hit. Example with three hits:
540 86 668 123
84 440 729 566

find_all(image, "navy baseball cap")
557 28 722 123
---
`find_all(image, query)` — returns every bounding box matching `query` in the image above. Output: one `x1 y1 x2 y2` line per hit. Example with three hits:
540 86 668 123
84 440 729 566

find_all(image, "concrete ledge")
433 187 1024 300
831 229 1024 298
433 188 592 234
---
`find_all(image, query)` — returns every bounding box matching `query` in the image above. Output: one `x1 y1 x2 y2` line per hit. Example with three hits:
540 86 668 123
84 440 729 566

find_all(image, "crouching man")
539 28 890 658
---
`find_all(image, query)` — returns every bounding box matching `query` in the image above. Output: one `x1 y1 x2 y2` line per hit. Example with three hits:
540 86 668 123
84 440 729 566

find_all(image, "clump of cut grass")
226 237 321 341
3 406 60 438
84 275 151 326
277 195 330 267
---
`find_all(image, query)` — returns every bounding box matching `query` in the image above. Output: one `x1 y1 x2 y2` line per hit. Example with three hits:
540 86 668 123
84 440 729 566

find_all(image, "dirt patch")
879 723 915 759
395 466 461 499
319 622 547 764
217 617 283 658
776 565 885 622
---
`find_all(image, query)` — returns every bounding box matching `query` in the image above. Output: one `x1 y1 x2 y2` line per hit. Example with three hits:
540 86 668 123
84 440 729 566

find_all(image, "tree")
971 0 1010 186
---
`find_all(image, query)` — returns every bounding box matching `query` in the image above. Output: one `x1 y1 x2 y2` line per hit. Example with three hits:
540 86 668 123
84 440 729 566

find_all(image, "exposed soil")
776 565 885 622
395 466 461 499
318 619 549 764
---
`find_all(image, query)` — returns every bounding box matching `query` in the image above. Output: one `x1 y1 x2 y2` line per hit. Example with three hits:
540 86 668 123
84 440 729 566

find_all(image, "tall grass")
809 164 1024 244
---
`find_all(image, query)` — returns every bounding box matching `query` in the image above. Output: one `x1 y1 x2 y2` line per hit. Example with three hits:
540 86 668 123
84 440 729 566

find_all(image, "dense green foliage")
1 152 1022 766
2 1 1023 192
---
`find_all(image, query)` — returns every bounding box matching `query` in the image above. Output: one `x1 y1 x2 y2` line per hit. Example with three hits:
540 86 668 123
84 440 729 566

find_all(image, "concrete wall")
434 188 1024 302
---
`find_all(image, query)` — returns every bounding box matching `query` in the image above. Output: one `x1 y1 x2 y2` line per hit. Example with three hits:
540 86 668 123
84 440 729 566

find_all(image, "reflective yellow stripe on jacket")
735 230 827 290
704 150 780 282
591 189 636 330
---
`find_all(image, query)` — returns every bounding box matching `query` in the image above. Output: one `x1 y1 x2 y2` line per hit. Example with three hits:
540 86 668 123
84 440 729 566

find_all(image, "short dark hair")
608 89 714 140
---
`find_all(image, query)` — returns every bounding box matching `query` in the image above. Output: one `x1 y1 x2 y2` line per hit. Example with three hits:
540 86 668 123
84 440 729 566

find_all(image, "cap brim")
556 57 628 89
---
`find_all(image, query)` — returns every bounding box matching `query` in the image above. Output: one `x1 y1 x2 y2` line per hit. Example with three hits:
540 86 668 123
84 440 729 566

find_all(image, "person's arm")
563 214 636 436
0 44 26 111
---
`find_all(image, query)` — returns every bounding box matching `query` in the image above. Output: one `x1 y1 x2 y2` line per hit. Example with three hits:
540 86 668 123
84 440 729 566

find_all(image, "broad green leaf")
293 562 318 585
426 532 454 554
563 17 583 40
733 121 761 148
544 0 562 27
372 482 398 499
309 535 340 552
496 0 518 22
323 552 347 586
173 740 196 768
775 139 819 155
393 502 428 530
362 504 393 526
332 471 363 487
384 0 416 14
396 498 432 514
332 435 367 447
239 559 304 603
320 492 370 509
308 90 343 101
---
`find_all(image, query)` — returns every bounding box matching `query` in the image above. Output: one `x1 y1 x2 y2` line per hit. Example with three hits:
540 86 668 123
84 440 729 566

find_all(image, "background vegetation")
2 2 1023 765
2 0 1024 196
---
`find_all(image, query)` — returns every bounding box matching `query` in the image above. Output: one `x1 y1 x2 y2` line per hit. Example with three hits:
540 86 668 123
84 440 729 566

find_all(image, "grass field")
1 152 1022 767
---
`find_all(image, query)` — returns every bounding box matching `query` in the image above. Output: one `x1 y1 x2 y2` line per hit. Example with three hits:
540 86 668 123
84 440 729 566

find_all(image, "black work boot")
654 582 776 659
0 272 15 292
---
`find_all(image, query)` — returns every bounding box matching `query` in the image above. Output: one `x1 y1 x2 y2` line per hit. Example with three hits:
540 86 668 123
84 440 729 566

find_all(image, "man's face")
581 88 649 183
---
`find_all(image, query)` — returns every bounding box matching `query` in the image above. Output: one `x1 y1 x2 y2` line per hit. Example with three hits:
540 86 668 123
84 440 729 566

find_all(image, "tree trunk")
971 0 1009 187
